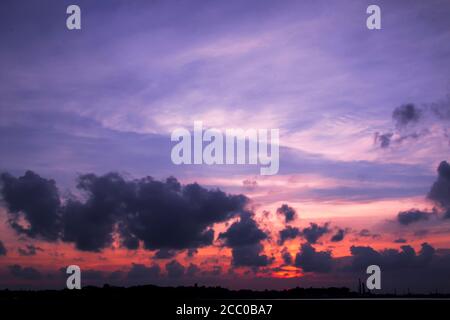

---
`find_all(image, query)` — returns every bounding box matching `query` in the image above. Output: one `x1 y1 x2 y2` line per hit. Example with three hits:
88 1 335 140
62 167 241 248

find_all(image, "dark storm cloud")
377 96 450 150
349 245 380 270
219 213 271 267
349 243 435 271
8 264 42 280
428 161 450 209
276 204 297 223
374 132 393 148
0 171 248 252
393 103 422 128
219 213 267 247
119 225 140 250
154 249 177 259
295 243 333 273
281 247 293 265
278 226 300 245
358 229 380 239
230 243 272 267
0 171 61 241
0 240 6 256
278 223 346 245
397 209 432 225
186 263 200 276
82 270 104 281
393 161 450 225
127 263 161 281
374 130 424 149
18 244 43 256
166 260 185 278
374 131 427 149
61 172 134 251
330 229 346 242
123 177 247 251
107 270 125 282
301 223 330 244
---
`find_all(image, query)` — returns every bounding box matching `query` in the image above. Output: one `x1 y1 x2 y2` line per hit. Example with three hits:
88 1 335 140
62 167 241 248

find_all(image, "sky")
0 0 450 293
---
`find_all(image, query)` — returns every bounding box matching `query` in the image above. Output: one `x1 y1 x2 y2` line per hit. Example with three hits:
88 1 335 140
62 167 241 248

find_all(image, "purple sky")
1 0 450 291
1 1 449 186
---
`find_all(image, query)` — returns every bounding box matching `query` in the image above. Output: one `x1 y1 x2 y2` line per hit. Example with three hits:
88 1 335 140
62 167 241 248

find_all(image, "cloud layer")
1 171 248 252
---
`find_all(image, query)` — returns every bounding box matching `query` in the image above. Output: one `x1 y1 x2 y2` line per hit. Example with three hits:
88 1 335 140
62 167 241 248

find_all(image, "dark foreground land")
1 285 449 318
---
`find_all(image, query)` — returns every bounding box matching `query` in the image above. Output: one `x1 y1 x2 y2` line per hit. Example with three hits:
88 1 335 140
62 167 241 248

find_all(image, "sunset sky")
1 0 450 293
